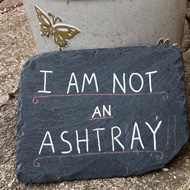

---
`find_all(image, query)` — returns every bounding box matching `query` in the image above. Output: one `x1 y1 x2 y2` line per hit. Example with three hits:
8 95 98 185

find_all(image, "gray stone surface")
0 0 23 10
16 46 188 183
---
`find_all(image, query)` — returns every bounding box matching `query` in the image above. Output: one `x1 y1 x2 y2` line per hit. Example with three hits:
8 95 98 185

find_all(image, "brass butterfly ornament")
157 38 170 45
34 5 80 50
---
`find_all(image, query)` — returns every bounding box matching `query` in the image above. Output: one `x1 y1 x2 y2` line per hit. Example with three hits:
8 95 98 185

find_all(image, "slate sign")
16 46 189 183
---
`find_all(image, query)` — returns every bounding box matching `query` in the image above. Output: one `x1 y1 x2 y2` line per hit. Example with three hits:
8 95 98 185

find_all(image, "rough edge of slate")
15 45 189 183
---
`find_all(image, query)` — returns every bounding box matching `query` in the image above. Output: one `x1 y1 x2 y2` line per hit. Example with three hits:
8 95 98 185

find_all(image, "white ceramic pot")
23 0 187 53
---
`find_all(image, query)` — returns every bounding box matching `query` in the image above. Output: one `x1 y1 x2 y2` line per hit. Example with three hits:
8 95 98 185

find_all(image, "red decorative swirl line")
33 150 164 167
32 92 168 104
89 116 114 120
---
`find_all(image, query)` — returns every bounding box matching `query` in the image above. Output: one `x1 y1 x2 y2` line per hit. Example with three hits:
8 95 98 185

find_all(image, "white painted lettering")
60 131 72 154
130 122 144 149
129 73 144 93
39 131 55 154
38 70 53 93
111 126 124 151
145 121 162 150
93 128 105 151
113 73 126 93
102 105 111 117
76 129 89 154
92 106 102 118
81 73 99 93
145 71 158 92
67 72 79 94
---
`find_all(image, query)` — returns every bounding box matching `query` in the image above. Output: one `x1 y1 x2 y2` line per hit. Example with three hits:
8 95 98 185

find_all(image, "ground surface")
0 2 190 190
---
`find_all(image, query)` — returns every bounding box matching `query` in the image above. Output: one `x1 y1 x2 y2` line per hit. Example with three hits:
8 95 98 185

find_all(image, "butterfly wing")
164 39 170 45
54 24 80 47
157 39 164 45
34 5 52 37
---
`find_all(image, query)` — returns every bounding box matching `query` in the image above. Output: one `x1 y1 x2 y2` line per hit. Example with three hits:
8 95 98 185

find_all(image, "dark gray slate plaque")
16 46 189 183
